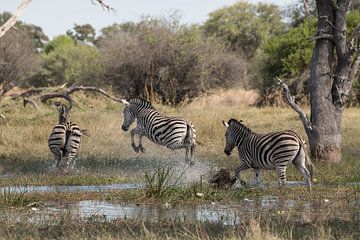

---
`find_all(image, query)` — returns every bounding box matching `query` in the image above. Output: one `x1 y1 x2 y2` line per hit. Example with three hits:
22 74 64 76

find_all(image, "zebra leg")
275 164 287 188
50 149 62 170
65 153 76 170
184 146 194 165
234 163 249 186
189 144 195 165
130 128 140 153
293 150 312 192
138 134 146 153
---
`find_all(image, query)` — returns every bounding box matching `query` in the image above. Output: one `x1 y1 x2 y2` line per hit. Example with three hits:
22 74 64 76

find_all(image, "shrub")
98 16 246 105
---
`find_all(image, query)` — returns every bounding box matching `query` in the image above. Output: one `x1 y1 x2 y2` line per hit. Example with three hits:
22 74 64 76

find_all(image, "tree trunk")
308 0 358 162
279 0 360 162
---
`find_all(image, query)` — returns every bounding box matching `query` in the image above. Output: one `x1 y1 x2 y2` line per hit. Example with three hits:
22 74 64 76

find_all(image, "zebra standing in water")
48 102 87 170
121 97 196 165
223 118 313 191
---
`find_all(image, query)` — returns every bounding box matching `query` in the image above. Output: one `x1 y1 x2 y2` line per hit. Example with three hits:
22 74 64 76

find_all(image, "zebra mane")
228 118 251 132
127 97 154 109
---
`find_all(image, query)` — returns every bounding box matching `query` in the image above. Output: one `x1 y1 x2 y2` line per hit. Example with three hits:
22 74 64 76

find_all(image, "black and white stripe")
48 102 86 170
121 97 196 165
223 118 313 191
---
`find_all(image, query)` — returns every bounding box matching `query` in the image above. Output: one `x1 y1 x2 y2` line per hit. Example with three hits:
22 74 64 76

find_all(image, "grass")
0 89 359 187
0 212 358 239
0 89 360 238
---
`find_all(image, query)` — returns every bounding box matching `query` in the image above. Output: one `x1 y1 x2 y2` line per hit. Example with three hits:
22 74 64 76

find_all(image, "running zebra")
121 97 196 165
48 102 88 170
222 119 313 191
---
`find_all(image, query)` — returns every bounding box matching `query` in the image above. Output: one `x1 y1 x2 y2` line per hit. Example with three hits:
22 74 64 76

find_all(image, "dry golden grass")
0 88 359 183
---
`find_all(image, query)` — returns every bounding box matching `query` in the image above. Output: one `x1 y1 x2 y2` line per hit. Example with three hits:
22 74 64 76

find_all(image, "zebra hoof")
139 146 146 153
131 144 139 153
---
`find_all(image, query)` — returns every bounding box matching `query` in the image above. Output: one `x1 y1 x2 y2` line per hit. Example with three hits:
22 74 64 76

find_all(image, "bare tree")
0 0 115 39
280 0 360 162
0 30 39 96
0 0 32 39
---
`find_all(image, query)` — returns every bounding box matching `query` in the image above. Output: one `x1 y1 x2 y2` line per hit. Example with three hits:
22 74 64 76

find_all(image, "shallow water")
2 180 359 194
1 195 359 226
0 183 143 193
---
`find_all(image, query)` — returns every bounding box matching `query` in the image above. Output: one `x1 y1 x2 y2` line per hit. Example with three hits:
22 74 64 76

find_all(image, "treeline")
1 1 360 105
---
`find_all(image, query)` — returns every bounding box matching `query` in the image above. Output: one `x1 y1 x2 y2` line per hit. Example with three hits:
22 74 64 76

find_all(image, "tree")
0 12 49 49
0 0 31 39
99 17 246 104
0 0 115 39
32 35 103 87
0 29 39 95
203 2 285 59
67 23 96 45
280 0 360 162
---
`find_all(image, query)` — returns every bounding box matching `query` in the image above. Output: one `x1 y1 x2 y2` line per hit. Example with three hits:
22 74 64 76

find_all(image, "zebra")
121 97 196 165
222 118 314 191
48 102 88 170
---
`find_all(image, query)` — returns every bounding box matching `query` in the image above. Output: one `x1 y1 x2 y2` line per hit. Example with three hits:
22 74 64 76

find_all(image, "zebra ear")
121 99 130 106
222 120 229 128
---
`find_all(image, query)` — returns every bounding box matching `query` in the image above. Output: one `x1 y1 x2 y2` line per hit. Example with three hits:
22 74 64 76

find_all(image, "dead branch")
67 86 122 102
11 87 49 99
277 77 313 132
91 0 116 13
0 113 5 119
303 0 310 17
0 0 32 39
23 97 39 110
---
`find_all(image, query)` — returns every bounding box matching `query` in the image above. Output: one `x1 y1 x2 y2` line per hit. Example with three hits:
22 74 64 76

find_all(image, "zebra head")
55 102 71 125
121 97 154 131
222 119 247 156
121 99 134 131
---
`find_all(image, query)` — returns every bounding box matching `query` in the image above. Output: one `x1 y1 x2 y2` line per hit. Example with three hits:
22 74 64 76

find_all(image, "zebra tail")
185 122 195 146
301 140 314 181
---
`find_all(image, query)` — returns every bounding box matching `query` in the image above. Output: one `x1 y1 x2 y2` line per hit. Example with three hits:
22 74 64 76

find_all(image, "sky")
1 0 296 39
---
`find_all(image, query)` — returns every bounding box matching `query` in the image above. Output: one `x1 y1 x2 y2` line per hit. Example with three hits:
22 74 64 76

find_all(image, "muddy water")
1 195 359 226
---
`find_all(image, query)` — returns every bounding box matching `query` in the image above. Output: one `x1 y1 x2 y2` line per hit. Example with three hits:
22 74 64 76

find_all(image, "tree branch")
67 86 122 102
91 0 116 13
0 0 32 39
23 97 39 110
303 0 310 17
22 85 122 110
277 77 313 132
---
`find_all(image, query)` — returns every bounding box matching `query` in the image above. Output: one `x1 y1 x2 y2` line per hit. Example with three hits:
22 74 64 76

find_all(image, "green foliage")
0 188 30 207
203 2 285 59
67 23 96 45
260 17 317 87
32 35 104 86
144 165 186 198
254 9 360 93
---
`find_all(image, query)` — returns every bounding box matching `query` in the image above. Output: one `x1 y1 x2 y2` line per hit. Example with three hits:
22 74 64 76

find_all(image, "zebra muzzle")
224 150 231 156
121 125 129 131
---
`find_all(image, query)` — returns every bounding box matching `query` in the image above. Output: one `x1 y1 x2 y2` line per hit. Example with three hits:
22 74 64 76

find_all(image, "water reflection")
0 183 143 193
1 195 358 226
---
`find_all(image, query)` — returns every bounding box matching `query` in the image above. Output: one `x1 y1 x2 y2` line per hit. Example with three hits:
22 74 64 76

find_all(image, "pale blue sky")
1 0 296 39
